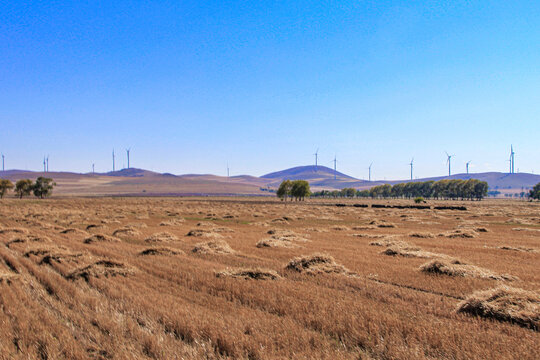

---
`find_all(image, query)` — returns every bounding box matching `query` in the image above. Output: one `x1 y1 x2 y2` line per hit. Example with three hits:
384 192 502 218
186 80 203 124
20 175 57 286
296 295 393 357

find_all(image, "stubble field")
0 197 538 359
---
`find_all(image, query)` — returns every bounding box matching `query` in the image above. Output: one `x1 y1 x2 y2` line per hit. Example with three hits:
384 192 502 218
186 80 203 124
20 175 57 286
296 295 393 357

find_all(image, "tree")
276 180 292 201
0 179 14 198
15 179 33 199
290 180 311 201
529 182 540 200
33 177 56 199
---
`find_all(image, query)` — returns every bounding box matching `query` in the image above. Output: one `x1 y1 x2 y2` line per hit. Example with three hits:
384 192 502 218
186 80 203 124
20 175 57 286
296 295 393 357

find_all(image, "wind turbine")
313 148 319 171
332 155 338 180
227 162 230 177
509 145 515 174
92 163 95 174
43 156 46 172
368 162 373 182
46 155 49 172
112 149 116 171
1 154 4 172
445 151 454 176
126 148 131 169
409 158 414 180
466 160 472 174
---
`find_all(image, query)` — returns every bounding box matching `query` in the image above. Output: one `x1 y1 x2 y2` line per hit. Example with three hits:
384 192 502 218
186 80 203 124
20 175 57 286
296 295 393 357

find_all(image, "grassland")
0 197 539 359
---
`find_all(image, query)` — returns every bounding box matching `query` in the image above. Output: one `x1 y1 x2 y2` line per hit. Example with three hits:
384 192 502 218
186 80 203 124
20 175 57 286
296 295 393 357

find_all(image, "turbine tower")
332 155 337 180
466 160 472 174
409 158 414 180
227 163 230 178
509 145 515 174
92 163 95 174
126 148 130 169
112 149 115 172
1 154 4 172
368 162 373 182
46 155 49 172
43 156 46 172
445 151 454 176
313 148 319 171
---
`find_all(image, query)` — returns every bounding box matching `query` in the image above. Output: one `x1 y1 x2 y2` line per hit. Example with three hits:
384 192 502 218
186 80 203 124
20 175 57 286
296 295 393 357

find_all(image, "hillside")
1 166 538 196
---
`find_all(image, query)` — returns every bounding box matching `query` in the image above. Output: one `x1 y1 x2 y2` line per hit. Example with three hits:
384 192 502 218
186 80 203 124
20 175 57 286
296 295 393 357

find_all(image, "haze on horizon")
1 1 539 180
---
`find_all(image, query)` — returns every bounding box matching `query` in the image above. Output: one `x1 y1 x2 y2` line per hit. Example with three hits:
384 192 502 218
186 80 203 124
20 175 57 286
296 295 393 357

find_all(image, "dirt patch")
192 240 235 255
67 260 136 281
420 259 517 281
144 232 179 243
286 253 352 275
216 268 281 280
457 286 540 330
84 234 120 244
139 247 184 256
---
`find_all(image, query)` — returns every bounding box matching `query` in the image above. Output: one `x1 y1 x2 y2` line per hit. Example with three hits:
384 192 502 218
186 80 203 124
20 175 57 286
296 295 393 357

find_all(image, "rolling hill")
0 165 538 196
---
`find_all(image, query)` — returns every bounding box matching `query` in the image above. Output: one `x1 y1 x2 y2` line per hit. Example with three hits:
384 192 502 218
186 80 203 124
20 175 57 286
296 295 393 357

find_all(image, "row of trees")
311 179 489 200
0 177 56 199
276 180 311 201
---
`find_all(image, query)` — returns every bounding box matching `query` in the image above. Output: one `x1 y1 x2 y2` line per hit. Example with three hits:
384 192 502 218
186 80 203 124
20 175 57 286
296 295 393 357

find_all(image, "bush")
414 197 425 204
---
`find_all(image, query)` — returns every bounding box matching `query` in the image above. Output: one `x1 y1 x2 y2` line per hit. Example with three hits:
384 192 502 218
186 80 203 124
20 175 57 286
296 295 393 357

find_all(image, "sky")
1 1 539 180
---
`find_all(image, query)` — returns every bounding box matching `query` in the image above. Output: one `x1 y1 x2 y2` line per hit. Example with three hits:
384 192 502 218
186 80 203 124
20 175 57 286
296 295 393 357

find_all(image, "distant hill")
0 166 538 196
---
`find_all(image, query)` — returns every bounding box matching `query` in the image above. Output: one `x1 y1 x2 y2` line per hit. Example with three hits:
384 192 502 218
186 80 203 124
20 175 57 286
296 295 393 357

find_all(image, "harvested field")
0 197 538 359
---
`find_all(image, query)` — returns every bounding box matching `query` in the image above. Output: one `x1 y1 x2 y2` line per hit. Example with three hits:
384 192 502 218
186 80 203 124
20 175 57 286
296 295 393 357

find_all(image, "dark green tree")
15 179 33 199
530 183 540 200
33 177 56 199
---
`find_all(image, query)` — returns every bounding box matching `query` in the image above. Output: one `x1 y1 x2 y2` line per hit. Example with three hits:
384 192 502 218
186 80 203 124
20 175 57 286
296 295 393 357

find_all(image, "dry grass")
138 247 184 256
67 260 136 281
498 246 537 253
458 286 540 330
285 253 352 275
84 234 119 244
144 231 179 243
192 239 235 254
112 227 142 238
409 232 435 238
215 268 281 280
0 198 538 359
420 259 517 281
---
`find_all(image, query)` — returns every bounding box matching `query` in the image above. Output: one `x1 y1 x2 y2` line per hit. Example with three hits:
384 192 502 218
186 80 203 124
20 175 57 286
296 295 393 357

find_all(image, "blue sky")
1 1 539 179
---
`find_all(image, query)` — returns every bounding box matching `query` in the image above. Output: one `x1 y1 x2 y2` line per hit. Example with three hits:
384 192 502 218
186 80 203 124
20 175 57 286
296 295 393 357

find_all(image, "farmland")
0 197 539 359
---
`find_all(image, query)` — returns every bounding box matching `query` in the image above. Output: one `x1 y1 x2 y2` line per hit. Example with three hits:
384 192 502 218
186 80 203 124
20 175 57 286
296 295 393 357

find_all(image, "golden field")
0 197 538 359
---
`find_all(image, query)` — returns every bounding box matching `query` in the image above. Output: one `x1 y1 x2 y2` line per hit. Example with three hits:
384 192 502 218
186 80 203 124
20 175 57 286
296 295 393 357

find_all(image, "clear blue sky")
1 1 539 180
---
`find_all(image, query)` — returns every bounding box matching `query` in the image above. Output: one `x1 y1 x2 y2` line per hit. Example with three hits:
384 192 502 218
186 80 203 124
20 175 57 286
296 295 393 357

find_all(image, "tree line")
0 177 56 199
276 180 311 201
311 179 489 200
